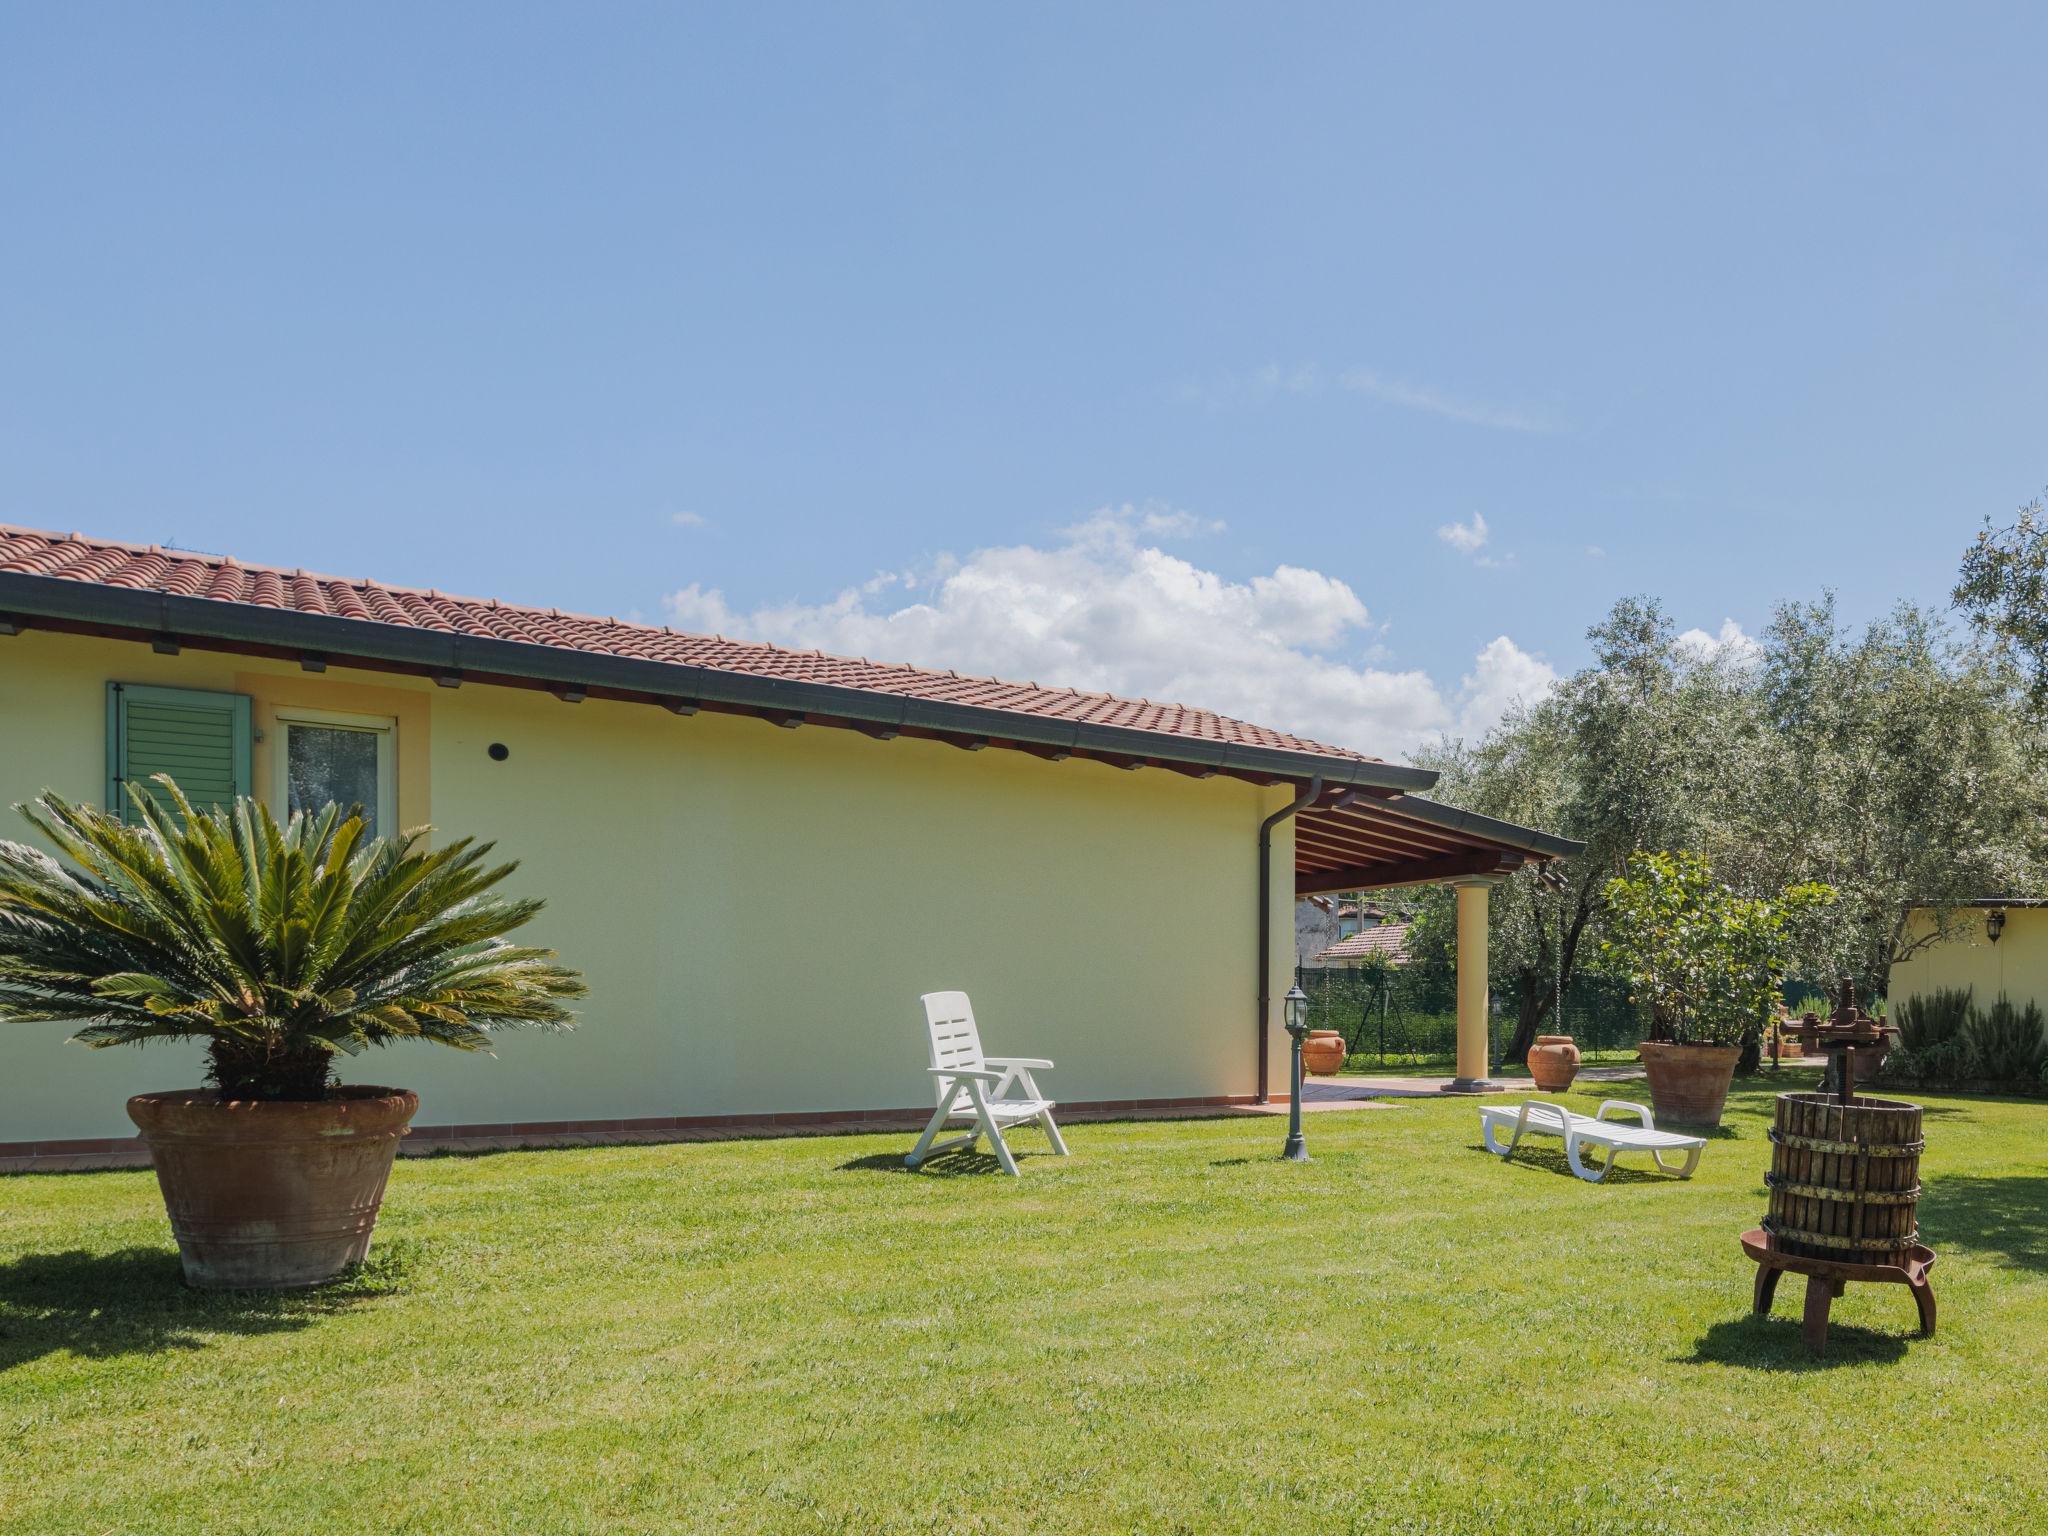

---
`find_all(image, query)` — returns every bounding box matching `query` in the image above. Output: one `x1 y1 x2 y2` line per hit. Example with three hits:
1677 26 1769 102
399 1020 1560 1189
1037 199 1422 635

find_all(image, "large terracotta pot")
1850 1036 1892 1086
128 1087 418 1289
1301 1030 1349 1076
1636 1042 1740 1127
1527 1035 1581 1092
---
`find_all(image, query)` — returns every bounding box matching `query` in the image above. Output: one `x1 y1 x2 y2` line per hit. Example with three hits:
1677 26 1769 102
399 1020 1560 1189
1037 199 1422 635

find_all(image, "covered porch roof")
1292 788 1579 895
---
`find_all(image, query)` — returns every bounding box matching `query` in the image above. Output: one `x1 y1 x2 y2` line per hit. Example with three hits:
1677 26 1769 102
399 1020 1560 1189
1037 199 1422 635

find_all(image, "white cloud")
670 511 708 529
1134 506 1226 538
663 506 1557 759
1675 618 1763 667
1337 367 1559 434
1437 512 1490 555
1250 362 1322 396
1430 512 1520 569
1455 636 1559 738
1184 361 1561 434
1585 544 1606 558
1436 512 1516 568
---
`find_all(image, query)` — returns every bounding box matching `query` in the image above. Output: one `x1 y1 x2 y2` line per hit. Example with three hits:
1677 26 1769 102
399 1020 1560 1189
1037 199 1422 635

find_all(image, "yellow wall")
1889 906 2048 1011
1 630 1296 1141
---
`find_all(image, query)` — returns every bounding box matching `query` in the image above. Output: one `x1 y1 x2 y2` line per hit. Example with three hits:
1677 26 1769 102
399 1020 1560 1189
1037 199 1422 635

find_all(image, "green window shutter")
105 683 253 823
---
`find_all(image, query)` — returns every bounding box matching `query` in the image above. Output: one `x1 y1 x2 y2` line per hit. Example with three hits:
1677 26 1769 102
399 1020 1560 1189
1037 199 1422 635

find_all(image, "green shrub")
1963 996 2048 1084
1892 987 1975 1079
1600 851 1833 1050
0 780 585 1100
1894 987 1971 1052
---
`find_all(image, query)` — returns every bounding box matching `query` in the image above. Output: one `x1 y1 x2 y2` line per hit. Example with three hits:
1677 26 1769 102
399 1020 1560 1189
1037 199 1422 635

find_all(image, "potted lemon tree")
1601 851 1831 1127
0 779 584 1288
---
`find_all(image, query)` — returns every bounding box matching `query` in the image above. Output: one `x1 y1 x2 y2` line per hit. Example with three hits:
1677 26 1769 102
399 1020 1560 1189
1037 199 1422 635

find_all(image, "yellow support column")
1452 877 1500 1091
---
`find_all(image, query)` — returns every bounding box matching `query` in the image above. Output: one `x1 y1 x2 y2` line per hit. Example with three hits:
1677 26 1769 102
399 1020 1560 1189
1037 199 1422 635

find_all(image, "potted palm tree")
0 779 584 1289
1601 852 1832 1128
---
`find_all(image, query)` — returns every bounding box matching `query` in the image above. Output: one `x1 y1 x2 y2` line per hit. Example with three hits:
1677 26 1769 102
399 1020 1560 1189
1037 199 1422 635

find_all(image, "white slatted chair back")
921 990 985 1102
908 989 1068 1175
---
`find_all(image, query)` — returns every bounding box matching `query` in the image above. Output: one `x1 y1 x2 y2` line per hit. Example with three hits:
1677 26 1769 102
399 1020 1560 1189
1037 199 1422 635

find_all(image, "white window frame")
272 707 398 834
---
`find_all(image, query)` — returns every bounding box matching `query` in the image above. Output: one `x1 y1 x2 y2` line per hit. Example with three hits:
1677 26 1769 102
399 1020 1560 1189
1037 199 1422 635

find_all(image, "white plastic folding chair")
906 991 1069 1176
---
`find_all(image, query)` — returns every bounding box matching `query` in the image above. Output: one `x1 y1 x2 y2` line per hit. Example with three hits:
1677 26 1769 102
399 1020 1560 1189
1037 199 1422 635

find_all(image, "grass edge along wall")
1 629 1297 1143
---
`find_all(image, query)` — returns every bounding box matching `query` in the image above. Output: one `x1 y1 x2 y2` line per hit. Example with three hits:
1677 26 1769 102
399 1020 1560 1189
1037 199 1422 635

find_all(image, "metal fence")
1293 962 1649 1070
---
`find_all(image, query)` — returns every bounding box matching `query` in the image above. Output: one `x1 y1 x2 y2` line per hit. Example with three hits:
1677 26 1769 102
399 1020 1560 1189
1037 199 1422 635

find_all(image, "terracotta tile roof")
1312 924 1412 964
0 526 1383 764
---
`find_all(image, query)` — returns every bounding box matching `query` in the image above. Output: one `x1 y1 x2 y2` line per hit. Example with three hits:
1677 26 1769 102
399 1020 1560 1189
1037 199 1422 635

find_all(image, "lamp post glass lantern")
1282 983 1310 1162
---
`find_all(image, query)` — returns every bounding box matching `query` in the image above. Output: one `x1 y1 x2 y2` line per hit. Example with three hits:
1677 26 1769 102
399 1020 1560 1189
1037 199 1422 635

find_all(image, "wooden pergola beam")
1366 803 1541 850
1304 807 1470 854
1294 836 1446 878
1294 816 1467 865
1293 820 1470 869
1296 849 1523 895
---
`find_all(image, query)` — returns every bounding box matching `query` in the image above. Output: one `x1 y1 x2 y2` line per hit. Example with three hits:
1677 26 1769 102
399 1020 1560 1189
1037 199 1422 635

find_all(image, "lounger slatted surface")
1479 1100 1707 1183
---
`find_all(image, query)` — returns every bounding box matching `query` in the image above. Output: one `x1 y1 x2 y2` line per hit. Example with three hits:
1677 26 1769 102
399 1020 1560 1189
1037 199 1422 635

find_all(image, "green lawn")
3 1080 2045 1534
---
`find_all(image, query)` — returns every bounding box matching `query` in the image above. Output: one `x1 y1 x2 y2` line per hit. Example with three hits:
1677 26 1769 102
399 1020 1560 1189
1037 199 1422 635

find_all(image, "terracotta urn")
128 1087 418 1289
1301 1030 1349 1076
1849 1035 1893 1086
1636 1042 1740 1127
1526 1035 1581 1092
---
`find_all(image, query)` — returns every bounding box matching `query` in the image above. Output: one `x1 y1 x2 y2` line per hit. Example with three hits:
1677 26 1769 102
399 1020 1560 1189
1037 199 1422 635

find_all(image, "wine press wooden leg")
1910 1274 1937 1337
1753 1262 1783 1316
1801 1275 1841 1358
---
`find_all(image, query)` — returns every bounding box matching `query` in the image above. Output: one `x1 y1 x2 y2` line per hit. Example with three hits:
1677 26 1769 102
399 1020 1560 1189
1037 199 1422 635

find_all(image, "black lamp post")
1281 983 1310 1162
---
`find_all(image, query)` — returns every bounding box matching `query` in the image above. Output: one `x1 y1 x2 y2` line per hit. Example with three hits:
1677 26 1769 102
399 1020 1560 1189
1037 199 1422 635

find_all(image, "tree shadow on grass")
1464 1142 1683 1186
0 1243 412 1371
1683 1314 1909 1370
1660 1122 1745 1141
1920 1174 2048 1274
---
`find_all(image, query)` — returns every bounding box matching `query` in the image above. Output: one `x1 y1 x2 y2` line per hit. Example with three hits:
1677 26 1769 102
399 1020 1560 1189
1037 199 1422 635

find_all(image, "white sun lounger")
1479 1099 1706 1184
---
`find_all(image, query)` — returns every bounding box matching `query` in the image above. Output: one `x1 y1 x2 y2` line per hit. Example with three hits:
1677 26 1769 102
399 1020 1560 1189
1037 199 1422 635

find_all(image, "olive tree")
1955 490 2048 704
1413 598 1754 1063
1414 585 2042 1049
1722 595 2048 989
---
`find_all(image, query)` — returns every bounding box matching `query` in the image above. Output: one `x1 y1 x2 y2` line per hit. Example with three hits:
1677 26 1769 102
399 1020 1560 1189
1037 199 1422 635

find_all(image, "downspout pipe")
1257 775 1323 1103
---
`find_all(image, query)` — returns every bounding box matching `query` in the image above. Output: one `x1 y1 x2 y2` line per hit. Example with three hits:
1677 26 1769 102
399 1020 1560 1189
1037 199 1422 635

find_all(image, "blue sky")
4 5 2044 756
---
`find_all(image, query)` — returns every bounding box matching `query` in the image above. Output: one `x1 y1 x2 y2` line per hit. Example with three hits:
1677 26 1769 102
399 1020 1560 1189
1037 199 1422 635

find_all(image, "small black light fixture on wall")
1987 907 2007 944
1281 983 1311 1162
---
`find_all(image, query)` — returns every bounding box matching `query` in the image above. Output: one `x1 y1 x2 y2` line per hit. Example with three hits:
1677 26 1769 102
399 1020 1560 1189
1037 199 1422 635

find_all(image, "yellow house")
0 526 1576 1157
1888 902 2048 1012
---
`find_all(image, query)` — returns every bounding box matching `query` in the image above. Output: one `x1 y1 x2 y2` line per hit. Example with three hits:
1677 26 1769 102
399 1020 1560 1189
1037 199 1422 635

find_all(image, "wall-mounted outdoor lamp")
1988 908 2007 943
1281 983 1310 1162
